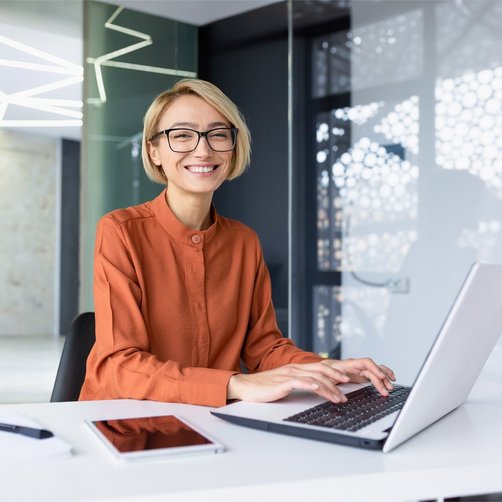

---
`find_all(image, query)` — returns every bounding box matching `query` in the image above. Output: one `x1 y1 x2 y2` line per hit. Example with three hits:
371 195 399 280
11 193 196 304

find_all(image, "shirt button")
191 234 202 244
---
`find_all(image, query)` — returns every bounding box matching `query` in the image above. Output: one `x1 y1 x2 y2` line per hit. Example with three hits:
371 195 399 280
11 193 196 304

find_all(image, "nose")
193 135 212 155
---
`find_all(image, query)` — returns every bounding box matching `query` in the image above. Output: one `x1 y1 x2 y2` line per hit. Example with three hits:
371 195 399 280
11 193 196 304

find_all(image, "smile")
186 165 217 173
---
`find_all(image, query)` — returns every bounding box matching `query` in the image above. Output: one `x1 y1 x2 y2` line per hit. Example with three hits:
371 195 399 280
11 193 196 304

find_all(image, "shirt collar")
151 188 218 247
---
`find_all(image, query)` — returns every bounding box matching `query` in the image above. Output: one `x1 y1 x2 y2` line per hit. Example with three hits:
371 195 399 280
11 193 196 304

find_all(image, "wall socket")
386 277 410 294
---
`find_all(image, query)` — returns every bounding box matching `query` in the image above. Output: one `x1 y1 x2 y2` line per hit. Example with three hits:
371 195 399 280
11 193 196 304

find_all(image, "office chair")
50 312 95 402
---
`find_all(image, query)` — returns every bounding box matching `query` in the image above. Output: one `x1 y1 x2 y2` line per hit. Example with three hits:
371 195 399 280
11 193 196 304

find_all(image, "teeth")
188 166 215 173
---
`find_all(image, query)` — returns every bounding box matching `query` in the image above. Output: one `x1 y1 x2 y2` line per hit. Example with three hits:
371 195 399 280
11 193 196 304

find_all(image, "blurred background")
0 0 501 403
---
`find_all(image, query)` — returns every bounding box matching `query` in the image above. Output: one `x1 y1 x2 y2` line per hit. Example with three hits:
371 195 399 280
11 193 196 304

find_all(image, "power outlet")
387 277 410 294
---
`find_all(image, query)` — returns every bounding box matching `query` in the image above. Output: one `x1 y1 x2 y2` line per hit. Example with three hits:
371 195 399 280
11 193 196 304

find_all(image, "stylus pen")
0 422 54 439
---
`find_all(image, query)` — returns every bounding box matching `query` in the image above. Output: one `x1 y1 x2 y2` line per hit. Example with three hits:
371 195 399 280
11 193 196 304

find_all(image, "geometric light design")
332 101 384 126
316 128 419 272
343 229 417 272
331 137 418 226
311 30 351 98
350 9 423 91
313 285 343 358
457 219 501 263
309 2 502 364
435 67 502 195
331 136 418 273
374 96 419 154
86 6 197 105
0 34 83 127
311 9 423 97
314 284 391 356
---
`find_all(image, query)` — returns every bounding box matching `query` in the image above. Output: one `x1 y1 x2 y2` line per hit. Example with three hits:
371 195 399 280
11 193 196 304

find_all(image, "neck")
165 187 213 230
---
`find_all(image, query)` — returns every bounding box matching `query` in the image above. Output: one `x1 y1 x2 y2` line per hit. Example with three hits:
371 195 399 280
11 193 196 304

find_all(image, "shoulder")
96 201 155 246
104 200 154 226
216 214 264 261
217 214 259 241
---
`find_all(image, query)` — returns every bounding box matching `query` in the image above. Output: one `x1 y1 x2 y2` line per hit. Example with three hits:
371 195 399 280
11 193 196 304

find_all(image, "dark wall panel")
199 3 289 329
60 139 80 334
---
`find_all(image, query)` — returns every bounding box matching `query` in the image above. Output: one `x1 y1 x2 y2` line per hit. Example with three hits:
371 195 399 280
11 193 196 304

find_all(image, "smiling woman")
147 94 236 220
141 79 251 186
79 79 395 408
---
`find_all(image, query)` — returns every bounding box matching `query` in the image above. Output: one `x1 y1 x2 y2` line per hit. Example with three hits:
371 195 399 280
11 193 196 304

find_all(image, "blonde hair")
142 79 251 185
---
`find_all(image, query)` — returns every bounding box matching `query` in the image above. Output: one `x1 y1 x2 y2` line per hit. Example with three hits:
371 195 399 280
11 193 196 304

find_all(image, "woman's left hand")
321 358 396 397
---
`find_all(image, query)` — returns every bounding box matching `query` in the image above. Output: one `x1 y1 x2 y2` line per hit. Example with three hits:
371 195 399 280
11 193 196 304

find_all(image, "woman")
79 79 395 407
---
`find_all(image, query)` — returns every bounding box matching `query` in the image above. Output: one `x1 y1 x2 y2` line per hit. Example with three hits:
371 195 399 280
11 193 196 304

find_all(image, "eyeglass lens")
168 128 235 152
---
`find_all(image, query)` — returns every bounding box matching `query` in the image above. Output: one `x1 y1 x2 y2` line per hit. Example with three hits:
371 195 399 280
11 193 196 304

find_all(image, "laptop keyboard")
284 384 411 432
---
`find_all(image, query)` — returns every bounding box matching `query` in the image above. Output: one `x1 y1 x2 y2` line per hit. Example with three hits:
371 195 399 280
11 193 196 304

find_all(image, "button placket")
186 235 210 366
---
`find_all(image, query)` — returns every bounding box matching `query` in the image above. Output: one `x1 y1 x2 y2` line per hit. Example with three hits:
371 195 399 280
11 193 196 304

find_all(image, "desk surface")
1 371 502 502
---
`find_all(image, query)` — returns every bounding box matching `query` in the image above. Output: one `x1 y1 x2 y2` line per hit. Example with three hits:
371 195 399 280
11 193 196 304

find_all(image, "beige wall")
0 130 58 335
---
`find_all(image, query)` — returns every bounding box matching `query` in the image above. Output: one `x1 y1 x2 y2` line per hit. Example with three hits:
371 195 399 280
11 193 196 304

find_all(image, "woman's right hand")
226 362 352 404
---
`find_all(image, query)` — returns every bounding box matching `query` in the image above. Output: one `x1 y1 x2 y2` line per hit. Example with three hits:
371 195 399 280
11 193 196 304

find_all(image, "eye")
209 129 231 139
171 130 196 140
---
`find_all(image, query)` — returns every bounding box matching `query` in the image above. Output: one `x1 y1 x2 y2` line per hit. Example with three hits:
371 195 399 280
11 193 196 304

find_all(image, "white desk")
1 376 501 502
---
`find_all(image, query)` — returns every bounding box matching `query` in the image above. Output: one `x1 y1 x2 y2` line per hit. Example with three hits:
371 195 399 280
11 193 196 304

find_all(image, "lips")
186 165 218 173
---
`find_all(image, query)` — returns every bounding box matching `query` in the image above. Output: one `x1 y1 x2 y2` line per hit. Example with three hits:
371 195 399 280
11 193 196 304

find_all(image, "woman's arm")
81 215 236 407
226 359 395 404
231 232 395 404
239 233 322 371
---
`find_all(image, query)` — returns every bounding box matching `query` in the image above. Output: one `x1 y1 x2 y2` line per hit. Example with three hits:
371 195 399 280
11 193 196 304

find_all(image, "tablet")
86 414 225 461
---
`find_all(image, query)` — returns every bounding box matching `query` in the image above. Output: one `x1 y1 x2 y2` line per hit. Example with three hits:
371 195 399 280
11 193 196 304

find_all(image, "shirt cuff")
183 368 238 407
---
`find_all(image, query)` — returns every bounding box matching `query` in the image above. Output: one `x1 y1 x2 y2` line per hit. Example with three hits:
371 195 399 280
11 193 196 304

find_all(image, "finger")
290 368 346 397
342 373 367 384
378 366 395 391
316 361 352 383
308 379 348 404
287 363 350 390
346 358 393 387
360 370 389 397
379 365 396 382
246 378 321 403
289 376 347 404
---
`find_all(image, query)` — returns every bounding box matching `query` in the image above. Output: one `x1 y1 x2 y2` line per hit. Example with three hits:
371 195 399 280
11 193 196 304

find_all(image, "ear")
148 141 162 167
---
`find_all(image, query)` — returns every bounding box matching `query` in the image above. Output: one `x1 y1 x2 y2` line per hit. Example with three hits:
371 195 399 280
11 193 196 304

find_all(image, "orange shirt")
79 189 321 407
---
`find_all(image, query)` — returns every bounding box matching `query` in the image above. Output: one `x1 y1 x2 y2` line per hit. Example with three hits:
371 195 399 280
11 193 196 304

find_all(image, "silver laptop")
211 262 502 452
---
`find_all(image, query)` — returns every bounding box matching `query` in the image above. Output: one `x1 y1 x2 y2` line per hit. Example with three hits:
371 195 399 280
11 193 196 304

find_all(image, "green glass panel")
81 1 198 310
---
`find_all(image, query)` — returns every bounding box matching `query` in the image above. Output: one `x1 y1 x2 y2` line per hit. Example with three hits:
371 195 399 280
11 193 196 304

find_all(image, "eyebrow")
168 121 230 129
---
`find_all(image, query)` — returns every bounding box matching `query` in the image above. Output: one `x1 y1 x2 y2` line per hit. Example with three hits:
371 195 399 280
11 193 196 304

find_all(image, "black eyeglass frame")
149 127 239 153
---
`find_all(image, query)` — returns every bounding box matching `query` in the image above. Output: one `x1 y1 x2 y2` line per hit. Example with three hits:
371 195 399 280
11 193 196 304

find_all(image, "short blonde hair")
142 79 251 185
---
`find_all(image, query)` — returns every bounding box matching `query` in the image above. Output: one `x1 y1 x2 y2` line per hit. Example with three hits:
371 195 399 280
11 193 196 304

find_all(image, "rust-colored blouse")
79 189 321 407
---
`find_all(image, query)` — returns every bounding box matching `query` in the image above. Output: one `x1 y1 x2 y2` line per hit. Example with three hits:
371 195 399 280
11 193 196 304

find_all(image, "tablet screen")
87 415 224 459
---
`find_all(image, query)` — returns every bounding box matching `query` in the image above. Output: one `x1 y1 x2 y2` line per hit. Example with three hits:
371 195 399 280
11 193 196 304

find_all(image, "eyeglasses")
149 127 238 153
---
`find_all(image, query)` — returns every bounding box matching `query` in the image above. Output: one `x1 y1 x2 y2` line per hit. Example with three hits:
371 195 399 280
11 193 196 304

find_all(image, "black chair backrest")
51 312 95 402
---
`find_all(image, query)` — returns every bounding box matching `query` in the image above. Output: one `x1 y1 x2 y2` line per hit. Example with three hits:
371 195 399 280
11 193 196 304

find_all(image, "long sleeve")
240 233 322 372
80 215 236 407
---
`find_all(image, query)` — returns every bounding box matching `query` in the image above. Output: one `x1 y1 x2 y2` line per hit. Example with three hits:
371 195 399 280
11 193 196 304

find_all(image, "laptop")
211 262 502 452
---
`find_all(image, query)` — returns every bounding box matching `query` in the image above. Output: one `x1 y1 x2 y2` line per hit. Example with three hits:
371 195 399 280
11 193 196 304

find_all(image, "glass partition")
290 0 502 383
81 1 197 310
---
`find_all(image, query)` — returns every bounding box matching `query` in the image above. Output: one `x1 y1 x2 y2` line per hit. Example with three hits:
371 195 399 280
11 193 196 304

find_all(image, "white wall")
0 130 59 335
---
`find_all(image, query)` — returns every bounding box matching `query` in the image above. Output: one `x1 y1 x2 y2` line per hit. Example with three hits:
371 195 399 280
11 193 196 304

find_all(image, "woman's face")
148 95 233 198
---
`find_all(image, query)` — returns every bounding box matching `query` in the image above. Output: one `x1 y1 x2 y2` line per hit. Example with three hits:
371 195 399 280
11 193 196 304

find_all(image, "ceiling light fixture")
0 33 83 128
1 120 82 127
86 6 197 104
